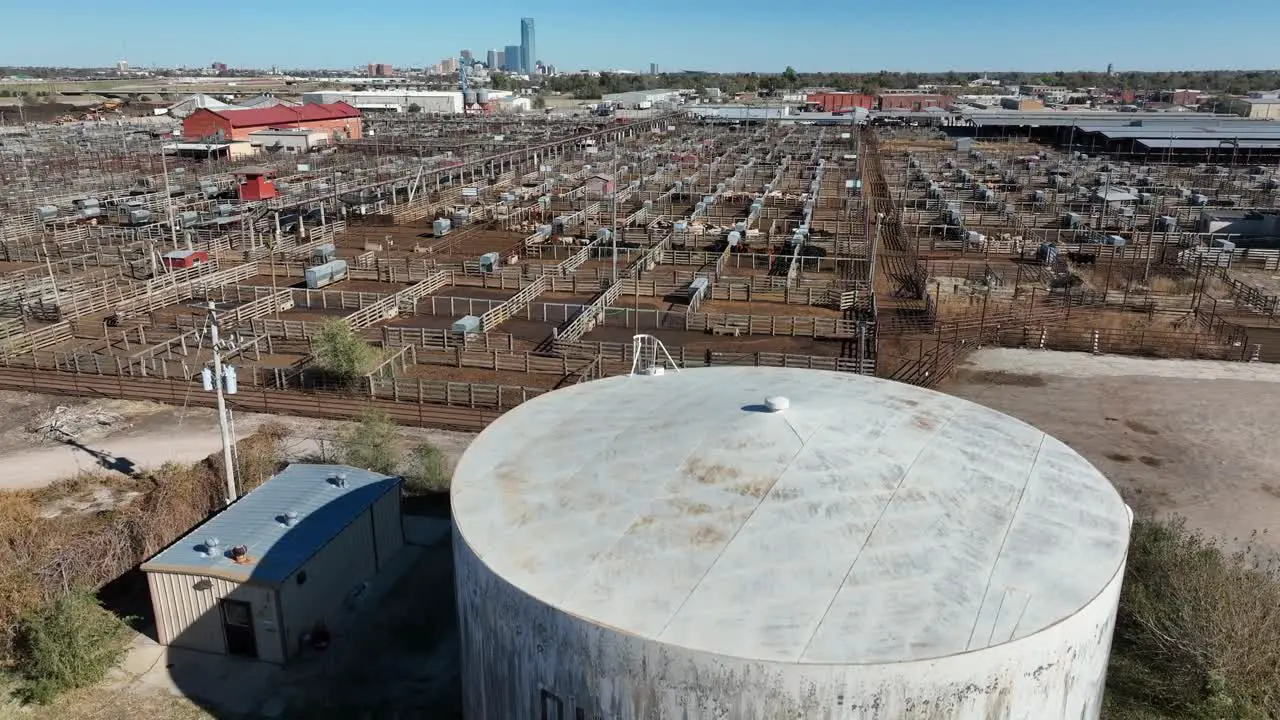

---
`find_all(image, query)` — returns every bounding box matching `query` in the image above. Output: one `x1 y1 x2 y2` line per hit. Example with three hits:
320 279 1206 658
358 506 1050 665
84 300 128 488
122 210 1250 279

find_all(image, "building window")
540 690 564 720
575 708 586 720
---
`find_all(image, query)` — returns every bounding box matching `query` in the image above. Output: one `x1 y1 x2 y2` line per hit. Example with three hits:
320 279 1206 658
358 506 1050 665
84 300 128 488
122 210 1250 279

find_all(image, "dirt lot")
700 299 842 319
400 363 564 389
0 390 474 491
944 349 1280 555
1224 267 1280 297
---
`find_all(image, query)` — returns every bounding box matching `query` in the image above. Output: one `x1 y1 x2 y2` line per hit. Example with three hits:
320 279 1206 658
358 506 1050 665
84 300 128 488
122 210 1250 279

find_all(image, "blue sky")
4 0 1278 72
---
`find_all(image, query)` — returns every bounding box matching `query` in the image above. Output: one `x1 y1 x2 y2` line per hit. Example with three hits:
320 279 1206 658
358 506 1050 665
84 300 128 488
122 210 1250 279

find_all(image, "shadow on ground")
54 433 141 477
99 492 462 719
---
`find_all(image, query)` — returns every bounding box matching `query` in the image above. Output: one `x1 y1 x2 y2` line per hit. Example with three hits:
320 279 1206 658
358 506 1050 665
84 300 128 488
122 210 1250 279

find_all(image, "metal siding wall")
146 572 283 661
371 488 405 570
276 510 378 659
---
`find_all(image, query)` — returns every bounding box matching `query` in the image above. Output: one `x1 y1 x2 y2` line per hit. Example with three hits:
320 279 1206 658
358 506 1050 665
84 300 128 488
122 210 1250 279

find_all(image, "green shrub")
15 589 132 704
310 319 380 385
337 409 402 475
404 442 451 494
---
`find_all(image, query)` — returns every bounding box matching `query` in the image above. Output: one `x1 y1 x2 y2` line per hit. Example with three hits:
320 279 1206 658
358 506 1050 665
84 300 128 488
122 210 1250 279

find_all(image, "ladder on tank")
629 334 681 377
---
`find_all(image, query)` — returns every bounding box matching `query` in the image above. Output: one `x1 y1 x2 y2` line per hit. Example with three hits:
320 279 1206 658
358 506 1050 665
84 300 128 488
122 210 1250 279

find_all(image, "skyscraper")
504 45 521 73
520 17 536 73
461 49 473 62
650 62 659 75
487 49 498 69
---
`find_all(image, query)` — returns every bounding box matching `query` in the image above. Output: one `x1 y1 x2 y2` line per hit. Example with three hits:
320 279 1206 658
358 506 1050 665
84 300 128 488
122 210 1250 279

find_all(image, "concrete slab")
405 515 451 546
961 347 1280 382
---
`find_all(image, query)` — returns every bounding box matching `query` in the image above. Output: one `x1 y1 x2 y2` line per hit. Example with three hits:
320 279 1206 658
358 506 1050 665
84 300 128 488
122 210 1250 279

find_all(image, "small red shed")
162 250 209 269
235 166 278 202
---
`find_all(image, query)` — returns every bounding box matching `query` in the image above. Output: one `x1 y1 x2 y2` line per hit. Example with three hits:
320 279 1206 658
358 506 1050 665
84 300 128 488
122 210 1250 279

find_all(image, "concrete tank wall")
455 524 1126 720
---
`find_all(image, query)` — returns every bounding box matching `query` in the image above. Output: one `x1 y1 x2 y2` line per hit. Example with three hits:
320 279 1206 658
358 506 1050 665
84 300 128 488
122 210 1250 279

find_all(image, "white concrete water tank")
452 367 1131 720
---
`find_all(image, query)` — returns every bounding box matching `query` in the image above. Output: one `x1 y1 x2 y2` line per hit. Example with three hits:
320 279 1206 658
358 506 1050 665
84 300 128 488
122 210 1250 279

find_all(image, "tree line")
536 69 1280 99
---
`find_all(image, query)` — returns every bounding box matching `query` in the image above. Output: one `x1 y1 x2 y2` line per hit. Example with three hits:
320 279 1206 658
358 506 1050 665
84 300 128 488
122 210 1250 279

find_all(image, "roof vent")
281 511 299 528
200 536 221 557
330 473 348 489
764 396 790 413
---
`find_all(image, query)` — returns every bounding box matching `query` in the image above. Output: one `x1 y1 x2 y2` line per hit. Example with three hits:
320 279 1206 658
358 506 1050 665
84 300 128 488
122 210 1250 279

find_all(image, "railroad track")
0 367 500 432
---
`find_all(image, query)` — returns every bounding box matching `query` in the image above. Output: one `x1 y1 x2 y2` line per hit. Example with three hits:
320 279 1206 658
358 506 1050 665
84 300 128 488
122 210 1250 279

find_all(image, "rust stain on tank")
626 515 657 533
691 523 729 546
671 498 713 516
913 415 939 431
770 486 803 502
730 476 776 498
683 458 740 485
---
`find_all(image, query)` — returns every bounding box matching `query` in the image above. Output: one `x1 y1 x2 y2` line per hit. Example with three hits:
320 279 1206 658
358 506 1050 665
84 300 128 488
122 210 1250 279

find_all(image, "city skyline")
2 0 1279 72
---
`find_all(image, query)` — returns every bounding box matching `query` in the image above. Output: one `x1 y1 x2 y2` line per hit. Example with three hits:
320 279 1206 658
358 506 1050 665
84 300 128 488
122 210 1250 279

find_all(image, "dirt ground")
944 349 1280 555
0 390 475 492
1225 266 1280 297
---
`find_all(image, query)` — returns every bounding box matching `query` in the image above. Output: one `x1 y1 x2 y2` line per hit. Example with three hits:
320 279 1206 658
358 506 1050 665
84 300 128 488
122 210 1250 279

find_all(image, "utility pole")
199 303 239 505
871 212 883 286
611 157 619 284
1143 195 1162 284
160 143 178 247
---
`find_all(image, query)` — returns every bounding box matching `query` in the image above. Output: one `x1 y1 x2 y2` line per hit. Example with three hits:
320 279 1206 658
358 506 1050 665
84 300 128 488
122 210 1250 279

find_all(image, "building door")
220 600 257 658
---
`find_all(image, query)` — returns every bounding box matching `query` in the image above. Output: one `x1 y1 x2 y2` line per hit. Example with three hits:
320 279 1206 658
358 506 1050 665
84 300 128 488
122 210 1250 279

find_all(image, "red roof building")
183 102 363 142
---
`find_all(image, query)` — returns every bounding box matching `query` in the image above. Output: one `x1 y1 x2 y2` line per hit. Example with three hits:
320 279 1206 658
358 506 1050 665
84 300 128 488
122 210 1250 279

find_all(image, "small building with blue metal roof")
140 464 404 664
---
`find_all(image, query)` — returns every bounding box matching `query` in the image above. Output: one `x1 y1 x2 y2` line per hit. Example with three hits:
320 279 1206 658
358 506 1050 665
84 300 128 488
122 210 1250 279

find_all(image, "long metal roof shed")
1091 128 1280 140
962 111 1229 128
1134 138 1280 150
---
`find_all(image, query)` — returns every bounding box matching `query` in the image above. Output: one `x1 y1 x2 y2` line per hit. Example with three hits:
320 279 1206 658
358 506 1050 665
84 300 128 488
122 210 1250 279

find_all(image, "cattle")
1066 251 1098 265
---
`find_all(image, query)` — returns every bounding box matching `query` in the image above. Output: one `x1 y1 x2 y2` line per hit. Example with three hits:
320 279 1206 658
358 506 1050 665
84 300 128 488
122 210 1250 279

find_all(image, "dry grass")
1084 311 1191 334
0 423 290 671
1070 262 1228 299
1106 518 1280 719
0 682 212 720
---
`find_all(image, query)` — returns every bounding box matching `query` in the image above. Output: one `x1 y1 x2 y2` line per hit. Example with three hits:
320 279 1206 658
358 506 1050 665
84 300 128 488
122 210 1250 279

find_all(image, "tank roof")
452 367 1130 665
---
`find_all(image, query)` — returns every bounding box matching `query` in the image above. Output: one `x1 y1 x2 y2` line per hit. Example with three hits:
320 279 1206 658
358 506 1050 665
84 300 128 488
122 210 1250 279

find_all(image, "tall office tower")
504 45 522 73
520 18 536 73
461 49 473 62
487 49 498 69
650 62 659 75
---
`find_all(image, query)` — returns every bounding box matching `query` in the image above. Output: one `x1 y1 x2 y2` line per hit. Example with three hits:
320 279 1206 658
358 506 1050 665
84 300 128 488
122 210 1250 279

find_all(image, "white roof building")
166 93 231 119
300 90 463 114
235 94 299 110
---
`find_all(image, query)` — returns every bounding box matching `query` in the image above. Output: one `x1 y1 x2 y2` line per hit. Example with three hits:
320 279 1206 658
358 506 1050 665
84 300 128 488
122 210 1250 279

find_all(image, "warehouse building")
452 366 1132 719
1235 96 1280 120
878 90 950 111
248 128 331 153
301 90 463 114
182 102 362 142
602 88 684 108
805 92 875 113
1000 97 1045 111
165 93 231 119
141 464 404 664
235 93 299 110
